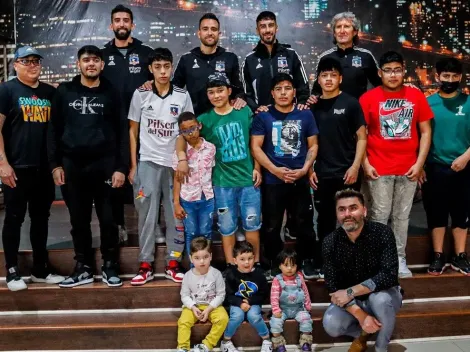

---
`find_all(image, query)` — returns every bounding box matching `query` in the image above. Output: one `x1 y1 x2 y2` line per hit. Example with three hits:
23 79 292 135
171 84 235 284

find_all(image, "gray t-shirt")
180 266 226 309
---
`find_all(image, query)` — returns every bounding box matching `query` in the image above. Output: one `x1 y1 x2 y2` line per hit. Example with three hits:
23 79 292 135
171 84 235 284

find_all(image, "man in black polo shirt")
311 57 366 278
322 189 402 352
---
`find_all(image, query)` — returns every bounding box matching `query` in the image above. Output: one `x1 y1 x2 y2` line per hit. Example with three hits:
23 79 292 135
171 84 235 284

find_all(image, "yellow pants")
177 305 229 350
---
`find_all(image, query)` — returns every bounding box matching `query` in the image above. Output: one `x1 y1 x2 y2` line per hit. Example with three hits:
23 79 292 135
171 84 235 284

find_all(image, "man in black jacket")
48 45 129 288
241 11 310 112
101 5 154 243
172 13 246 116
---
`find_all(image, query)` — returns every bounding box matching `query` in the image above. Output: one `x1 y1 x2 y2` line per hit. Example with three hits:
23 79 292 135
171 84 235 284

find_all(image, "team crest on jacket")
170 105 179 116
129 54 140 66
278 56 288 68
215 61 225 72
352 56 362 68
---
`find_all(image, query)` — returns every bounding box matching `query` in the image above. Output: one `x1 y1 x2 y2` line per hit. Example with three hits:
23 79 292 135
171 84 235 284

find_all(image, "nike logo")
379 106 406 116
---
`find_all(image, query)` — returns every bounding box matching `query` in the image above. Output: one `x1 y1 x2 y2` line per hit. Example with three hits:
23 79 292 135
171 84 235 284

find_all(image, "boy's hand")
191 306 202 319
241 299 251 312
199 306 214 322
273 311 282 318
174 203 187 220
253 169 262 187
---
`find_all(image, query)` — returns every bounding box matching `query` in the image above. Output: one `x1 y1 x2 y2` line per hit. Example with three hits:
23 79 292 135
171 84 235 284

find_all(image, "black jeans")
61 156 119 267
313 176 361 268
261 180 315 263
2 167 55 269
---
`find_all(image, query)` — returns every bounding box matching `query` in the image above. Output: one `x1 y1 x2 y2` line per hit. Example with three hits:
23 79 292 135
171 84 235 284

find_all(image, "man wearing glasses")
0 46 65 291
360 51 433 278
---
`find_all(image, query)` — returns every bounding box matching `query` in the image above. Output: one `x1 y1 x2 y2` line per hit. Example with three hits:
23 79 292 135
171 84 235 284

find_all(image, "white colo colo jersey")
128 84 193 167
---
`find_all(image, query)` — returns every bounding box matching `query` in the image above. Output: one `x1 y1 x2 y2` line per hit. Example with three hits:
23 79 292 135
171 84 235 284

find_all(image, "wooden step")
0 301 468 350
0 270 466 311
1 235 469 277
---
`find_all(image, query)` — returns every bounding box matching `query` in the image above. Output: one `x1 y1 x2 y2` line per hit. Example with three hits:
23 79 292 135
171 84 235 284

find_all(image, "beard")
261 34 276 45
200 37 218 47
114 28 131 41
341 216 364 232
82 71 100 80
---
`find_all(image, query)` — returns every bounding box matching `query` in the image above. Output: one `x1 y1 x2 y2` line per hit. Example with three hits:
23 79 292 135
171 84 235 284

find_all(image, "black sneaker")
59 262 94 288
6 266 27 291
102 261 123 287
428 252 447 276
302 259 318 279
451 252 470 276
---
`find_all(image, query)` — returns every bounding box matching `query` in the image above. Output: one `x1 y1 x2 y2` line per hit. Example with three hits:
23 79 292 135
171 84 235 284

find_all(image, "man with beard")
242 11 310 112
0 46 65 291
322 189 402 352
172 13 246 116
101 4 154 243
48 45 129 287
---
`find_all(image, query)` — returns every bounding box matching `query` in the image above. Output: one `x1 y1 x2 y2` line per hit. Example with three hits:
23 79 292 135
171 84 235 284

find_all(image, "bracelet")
178 159 187 162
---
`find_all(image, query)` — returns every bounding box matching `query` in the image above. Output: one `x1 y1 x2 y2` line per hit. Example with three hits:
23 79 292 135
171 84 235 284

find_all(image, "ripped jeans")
213 186 262 236
180 194 214 258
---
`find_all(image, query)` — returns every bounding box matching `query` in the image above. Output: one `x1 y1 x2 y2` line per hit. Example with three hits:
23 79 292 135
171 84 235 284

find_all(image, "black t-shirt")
0 79 55 168
311 92 366 178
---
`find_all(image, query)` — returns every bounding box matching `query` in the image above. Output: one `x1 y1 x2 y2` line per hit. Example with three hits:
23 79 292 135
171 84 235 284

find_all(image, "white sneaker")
235 231 245 242
31 273 66 284
118 225 128 243
221 340 239 352
155 226 165 244
398 257 413 278
6 267 27 291
177 349 189 352
260 340 272 352
192 344 210 352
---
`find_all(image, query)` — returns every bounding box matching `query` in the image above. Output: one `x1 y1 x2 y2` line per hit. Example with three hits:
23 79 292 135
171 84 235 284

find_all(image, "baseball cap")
14 46 43 60
207 72 231 87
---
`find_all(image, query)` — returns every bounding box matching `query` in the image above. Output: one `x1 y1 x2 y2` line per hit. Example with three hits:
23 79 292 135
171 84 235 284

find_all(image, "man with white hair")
310 12 381 100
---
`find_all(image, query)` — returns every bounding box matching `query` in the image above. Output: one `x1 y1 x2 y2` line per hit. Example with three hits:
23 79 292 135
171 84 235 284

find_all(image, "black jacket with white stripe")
312 46 382 100
242 40 309 111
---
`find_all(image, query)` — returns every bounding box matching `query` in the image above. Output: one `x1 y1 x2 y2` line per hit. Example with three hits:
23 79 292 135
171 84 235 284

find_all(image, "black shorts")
422 163 470 229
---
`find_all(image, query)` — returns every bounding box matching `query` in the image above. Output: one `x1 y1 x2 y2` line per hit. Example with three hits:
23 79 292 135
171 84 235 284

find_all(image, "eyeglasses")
381 68 404 76
16 58 42 66
180 126 199 136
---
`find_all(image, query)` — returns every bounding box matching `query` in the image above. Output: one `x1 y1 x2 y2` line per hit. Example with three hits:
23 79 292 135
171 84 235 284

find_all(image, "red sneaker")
164 260 184 283
131 262 154 286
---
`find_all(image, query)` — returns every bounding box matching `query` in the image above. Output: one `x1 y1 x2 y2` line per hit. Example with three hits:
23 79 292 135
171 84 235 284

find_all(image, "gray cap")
207 72 231 87
14 46 43 60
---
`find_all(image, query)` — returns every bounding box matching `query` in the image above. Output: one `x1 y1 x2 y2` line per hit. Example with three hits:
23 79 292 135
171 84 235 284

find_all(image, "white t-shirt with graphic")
128 84 193 167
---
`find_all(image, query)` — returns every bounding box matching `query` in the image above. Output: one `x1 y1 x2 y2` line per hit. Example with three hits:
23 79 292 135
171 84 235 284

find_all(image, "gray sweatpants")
367 176 417 258
133 161 184 264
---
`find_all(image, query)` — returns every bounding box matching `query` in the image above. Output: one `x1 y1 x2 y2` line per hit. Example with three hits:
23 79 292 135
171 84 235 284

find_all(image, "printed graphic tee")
360 86 433 176
128 84 193 167
252 106 318 184
0 78 55 168
197 106 254 187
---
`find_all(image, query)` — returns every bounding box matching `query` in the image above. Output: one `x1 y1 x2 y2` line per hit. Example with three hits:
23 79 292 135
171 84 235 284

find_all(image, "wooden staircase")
0 235 469 350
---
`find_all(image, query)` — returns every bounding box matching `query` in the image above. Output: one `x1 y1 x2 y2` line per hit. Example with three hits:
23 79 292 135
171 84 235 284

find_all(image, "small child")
177 237 228 352
173 112 216 259
221 241 272 352
270 249 313 352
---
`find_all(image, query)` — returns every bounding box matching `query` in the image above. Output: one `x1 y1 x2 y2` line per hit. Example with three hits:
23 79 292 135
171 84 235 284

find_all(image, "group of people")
0 4 469 352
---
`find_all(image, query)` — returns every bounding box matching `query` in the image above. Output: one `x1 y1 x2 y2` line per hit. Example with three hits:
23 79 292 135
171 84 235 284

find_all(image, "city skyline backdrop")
0 0 469 93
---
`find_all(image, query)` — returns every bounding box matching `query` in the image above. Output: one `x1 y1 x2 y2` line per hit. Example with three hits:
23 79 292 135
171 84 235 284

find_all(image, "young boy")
270 249 313 352
128 48 194 285
222 241 272 352
177 237 228 352
175 72 262 272
173 112 216 258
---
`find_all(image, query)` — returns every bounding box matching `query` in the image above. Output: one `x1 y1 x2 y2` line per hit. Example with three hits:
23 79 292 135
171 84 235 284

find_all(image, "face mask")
440 81 459 94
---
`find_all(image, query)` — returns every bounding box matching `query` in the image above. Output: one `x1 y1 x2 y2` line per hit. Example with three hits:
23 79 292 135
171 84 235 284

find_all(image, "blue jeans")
213 186 261 236
224 305 269 338
180 195 214 258
322 287 402 352
270 310 312 334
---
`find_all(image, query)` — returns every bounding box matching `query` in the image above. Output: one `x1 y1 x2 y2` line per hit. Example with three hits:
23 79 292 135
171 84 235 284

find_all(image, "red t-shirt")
360 86 433 176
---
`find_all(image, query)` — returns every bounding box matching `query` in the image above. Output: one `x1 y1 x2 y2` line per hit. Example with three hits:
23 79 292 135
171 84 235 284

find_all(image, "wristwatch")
346 287 355 298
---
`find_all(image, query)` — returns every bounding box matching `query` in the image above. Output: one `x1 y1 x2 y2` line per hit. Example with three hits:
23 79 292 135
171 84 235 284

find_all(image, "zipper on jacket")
269 53 274 78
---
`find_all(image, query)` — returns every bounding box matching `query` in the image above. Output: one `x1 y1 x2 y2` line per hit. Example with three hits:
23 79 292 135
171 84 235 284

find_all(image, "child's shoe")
221 340 239 352
192 344 210 352
164 260 184 283
272 335 286 352
260 339 273 352
299 333 313 352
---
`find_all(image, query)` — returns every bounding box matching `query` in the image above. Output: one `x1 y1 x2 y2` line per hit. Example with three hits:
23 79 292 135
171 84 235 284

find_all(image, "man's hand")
306 95 318 105
191 306 202 320
274 167 294 183
308 169 318 190
297 104 309 110
253 169 262 187
451 155 470 172
52 167 65 186
273 311 283 318
0 163 17 188
128 166 137 185
285 168 307 183
364 164 380 180
199 306 214 322
140 80 153 91
344 165 359 185
174 203 187 220
405 163 422 181
255 105 270 114
232 98 247 110
112 171 125 188
360 315 382 334
176 160 190 184
330 290 353 307
418 169 427 187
